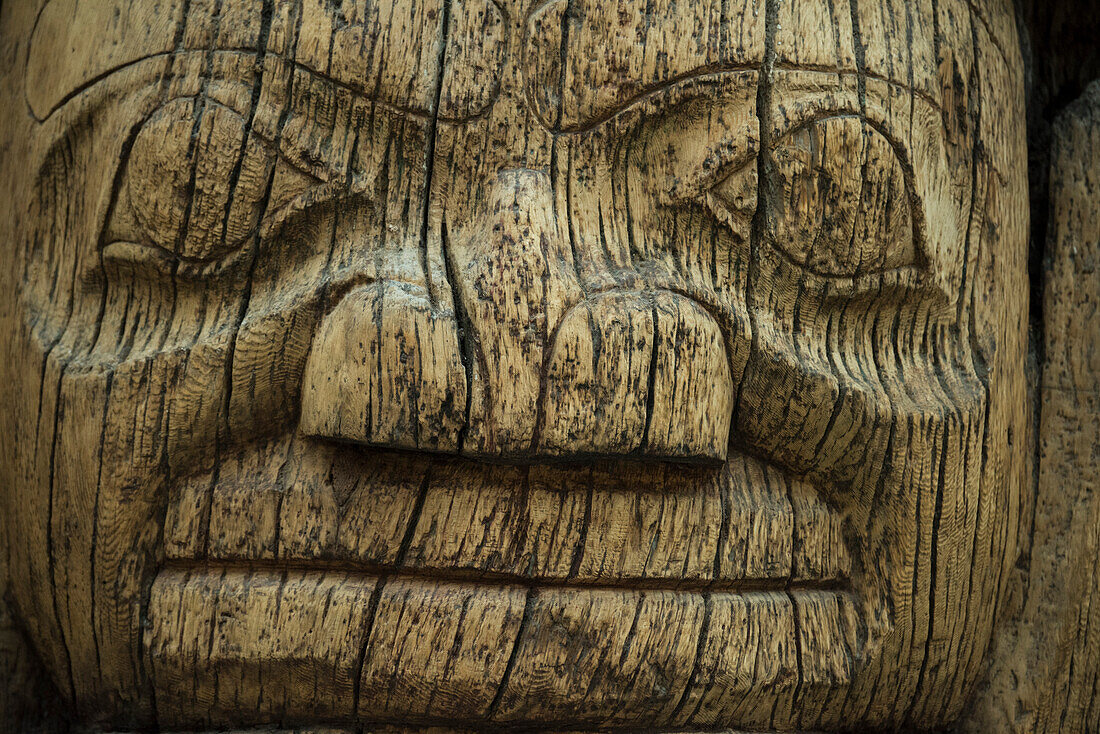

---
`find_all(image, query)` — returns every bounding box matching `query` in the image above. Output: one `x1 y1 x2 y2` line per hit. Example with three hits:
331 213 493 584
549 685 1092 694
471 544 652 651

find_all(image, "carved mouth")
151 435 866 730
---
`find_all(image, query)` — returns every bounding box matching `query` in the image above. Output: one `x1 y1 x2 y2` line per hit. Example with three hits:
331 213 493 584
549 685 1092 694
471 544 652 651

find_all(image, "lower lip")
146 566 862 730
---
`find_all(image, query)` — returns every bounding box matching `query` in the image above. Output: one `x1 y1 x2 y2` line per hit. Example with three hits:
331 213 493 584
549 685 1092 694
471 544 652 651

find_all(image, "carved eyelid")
762 112 928 281
245 104 344 185
607 72 761 208
768 108 925 236
115 94 337 189
770 109 919 181
107 93 371 266
561 71 759 136
192 63 425 183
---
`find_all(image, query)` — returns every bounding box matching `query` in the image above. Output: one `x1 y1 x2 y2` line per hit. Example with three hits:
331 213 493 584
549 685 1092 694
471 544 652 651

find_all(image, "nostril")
299 281 467 453
537 290 734 462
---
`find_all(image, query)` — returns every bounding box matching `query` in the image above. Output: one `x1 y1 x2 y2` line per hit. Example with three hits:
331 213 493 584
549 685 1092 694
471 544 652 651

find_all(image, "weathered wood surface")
961 80 1100 734
0 0 1035 732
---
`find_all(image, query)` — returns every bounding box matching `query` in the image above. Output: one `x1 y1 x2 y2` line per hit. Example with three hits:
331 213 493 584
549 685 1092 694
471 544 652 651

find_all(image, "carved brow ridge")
31 47 491 124
545 63 943 135
774 62 944 113
36 45 943 133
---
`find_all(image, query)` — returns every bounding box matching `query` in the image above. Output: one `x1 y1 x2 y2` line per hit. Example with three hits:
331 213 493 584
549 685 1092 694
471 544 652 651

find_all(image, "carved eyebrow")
26 0 471 123
543 65 941 140
29 48 243 122
26 0 187 120
537 67 760 135
27 42 499 130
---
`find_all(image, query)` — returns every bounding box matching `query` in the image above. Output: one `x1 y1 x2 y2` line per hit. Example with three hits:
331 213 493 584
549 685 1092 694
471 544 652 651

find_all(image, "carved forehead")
29 0 974 125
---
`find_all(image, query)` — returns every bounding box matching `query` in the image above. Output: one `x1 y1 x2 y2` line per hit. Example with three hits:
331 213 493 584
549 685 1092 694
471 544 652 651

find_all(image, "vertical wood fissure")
486 585 537 721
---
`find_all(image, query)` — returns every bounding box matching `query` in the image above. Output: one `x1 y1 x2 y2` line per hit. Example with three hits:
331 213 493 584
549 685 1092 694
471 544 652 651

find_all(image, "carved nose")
537 289 734 461
299 170 734 462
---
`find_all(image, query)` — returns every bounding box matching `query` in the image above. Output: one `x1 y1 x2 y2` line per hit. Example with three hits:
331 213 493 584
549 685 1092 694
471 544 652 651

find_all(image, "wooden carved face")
0 0 1029 730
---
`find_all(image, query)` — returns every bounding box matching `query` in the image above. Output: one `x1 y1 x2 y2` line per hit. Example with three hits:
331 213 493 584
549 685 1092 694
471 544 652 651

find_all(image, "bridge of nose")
299 168 736 462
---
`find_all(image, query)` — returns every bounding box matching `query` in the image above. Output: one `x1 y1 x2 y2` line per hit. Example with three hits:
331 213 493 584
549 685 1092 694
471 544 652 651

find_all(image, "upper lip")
164 432 852 588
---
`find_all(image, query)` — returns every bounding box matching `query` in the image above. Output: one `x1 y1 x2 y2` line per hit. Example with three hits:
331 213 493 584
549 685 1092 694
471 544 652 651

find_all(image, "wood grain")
0 0 1039 731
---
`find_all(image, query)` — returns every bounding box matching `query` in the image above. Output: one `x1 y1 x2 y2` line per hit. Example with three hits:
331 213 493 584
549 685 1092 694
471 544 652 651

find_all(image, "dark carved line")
45 361 77 704
964 0 1010 66
157 557 852 597
528 227 555 454
773 62 944 113
32 48 447 125
270 434 297 560
554 0 574 131
216 1 275 251
617 590 646 666
733 0 779 437
568 467 594 579
86 369 114 688
712 458 732 582
640 301 661 452
906 428 952 726
418 0 454 312
788 586 806 728
439 217 475 454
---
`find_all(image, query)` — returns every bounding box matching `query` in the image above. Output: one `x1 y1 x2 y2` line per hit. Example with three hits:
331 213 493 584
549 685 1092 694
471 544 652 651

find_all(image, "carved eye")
105 98 293 266
764 116 917 277
121 98 274 261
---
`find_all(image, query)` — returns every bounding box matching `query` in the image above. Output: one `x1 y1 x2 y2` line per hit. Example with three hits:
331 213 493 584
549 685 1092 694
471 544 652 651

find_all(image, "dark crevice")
567 468 595 579
350 573 388 720
1016 0 1100 334
640 303 661 451
220 0 274 445
487 586 537 721
86 370 115 686
905 429 951 726
45 365 76 704
418 0 454 311
159 557 852 596
788 588 805 728
394 463 433 567
440 218 474 453
732 0 778 442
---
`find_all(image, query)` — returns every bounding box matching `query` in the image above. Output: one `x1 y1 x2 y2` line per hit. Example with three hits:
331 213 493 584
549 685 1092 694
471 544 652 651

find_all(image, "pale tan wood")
148 569 379 726
0 0 1043 731
961 79 1100 734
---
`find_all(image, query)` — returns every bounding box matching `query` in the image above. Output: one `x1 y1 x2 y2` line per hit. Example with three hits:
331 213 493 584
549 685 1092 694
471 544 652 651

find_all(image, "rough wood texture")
0 0 1038 731
961 79 1100 734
